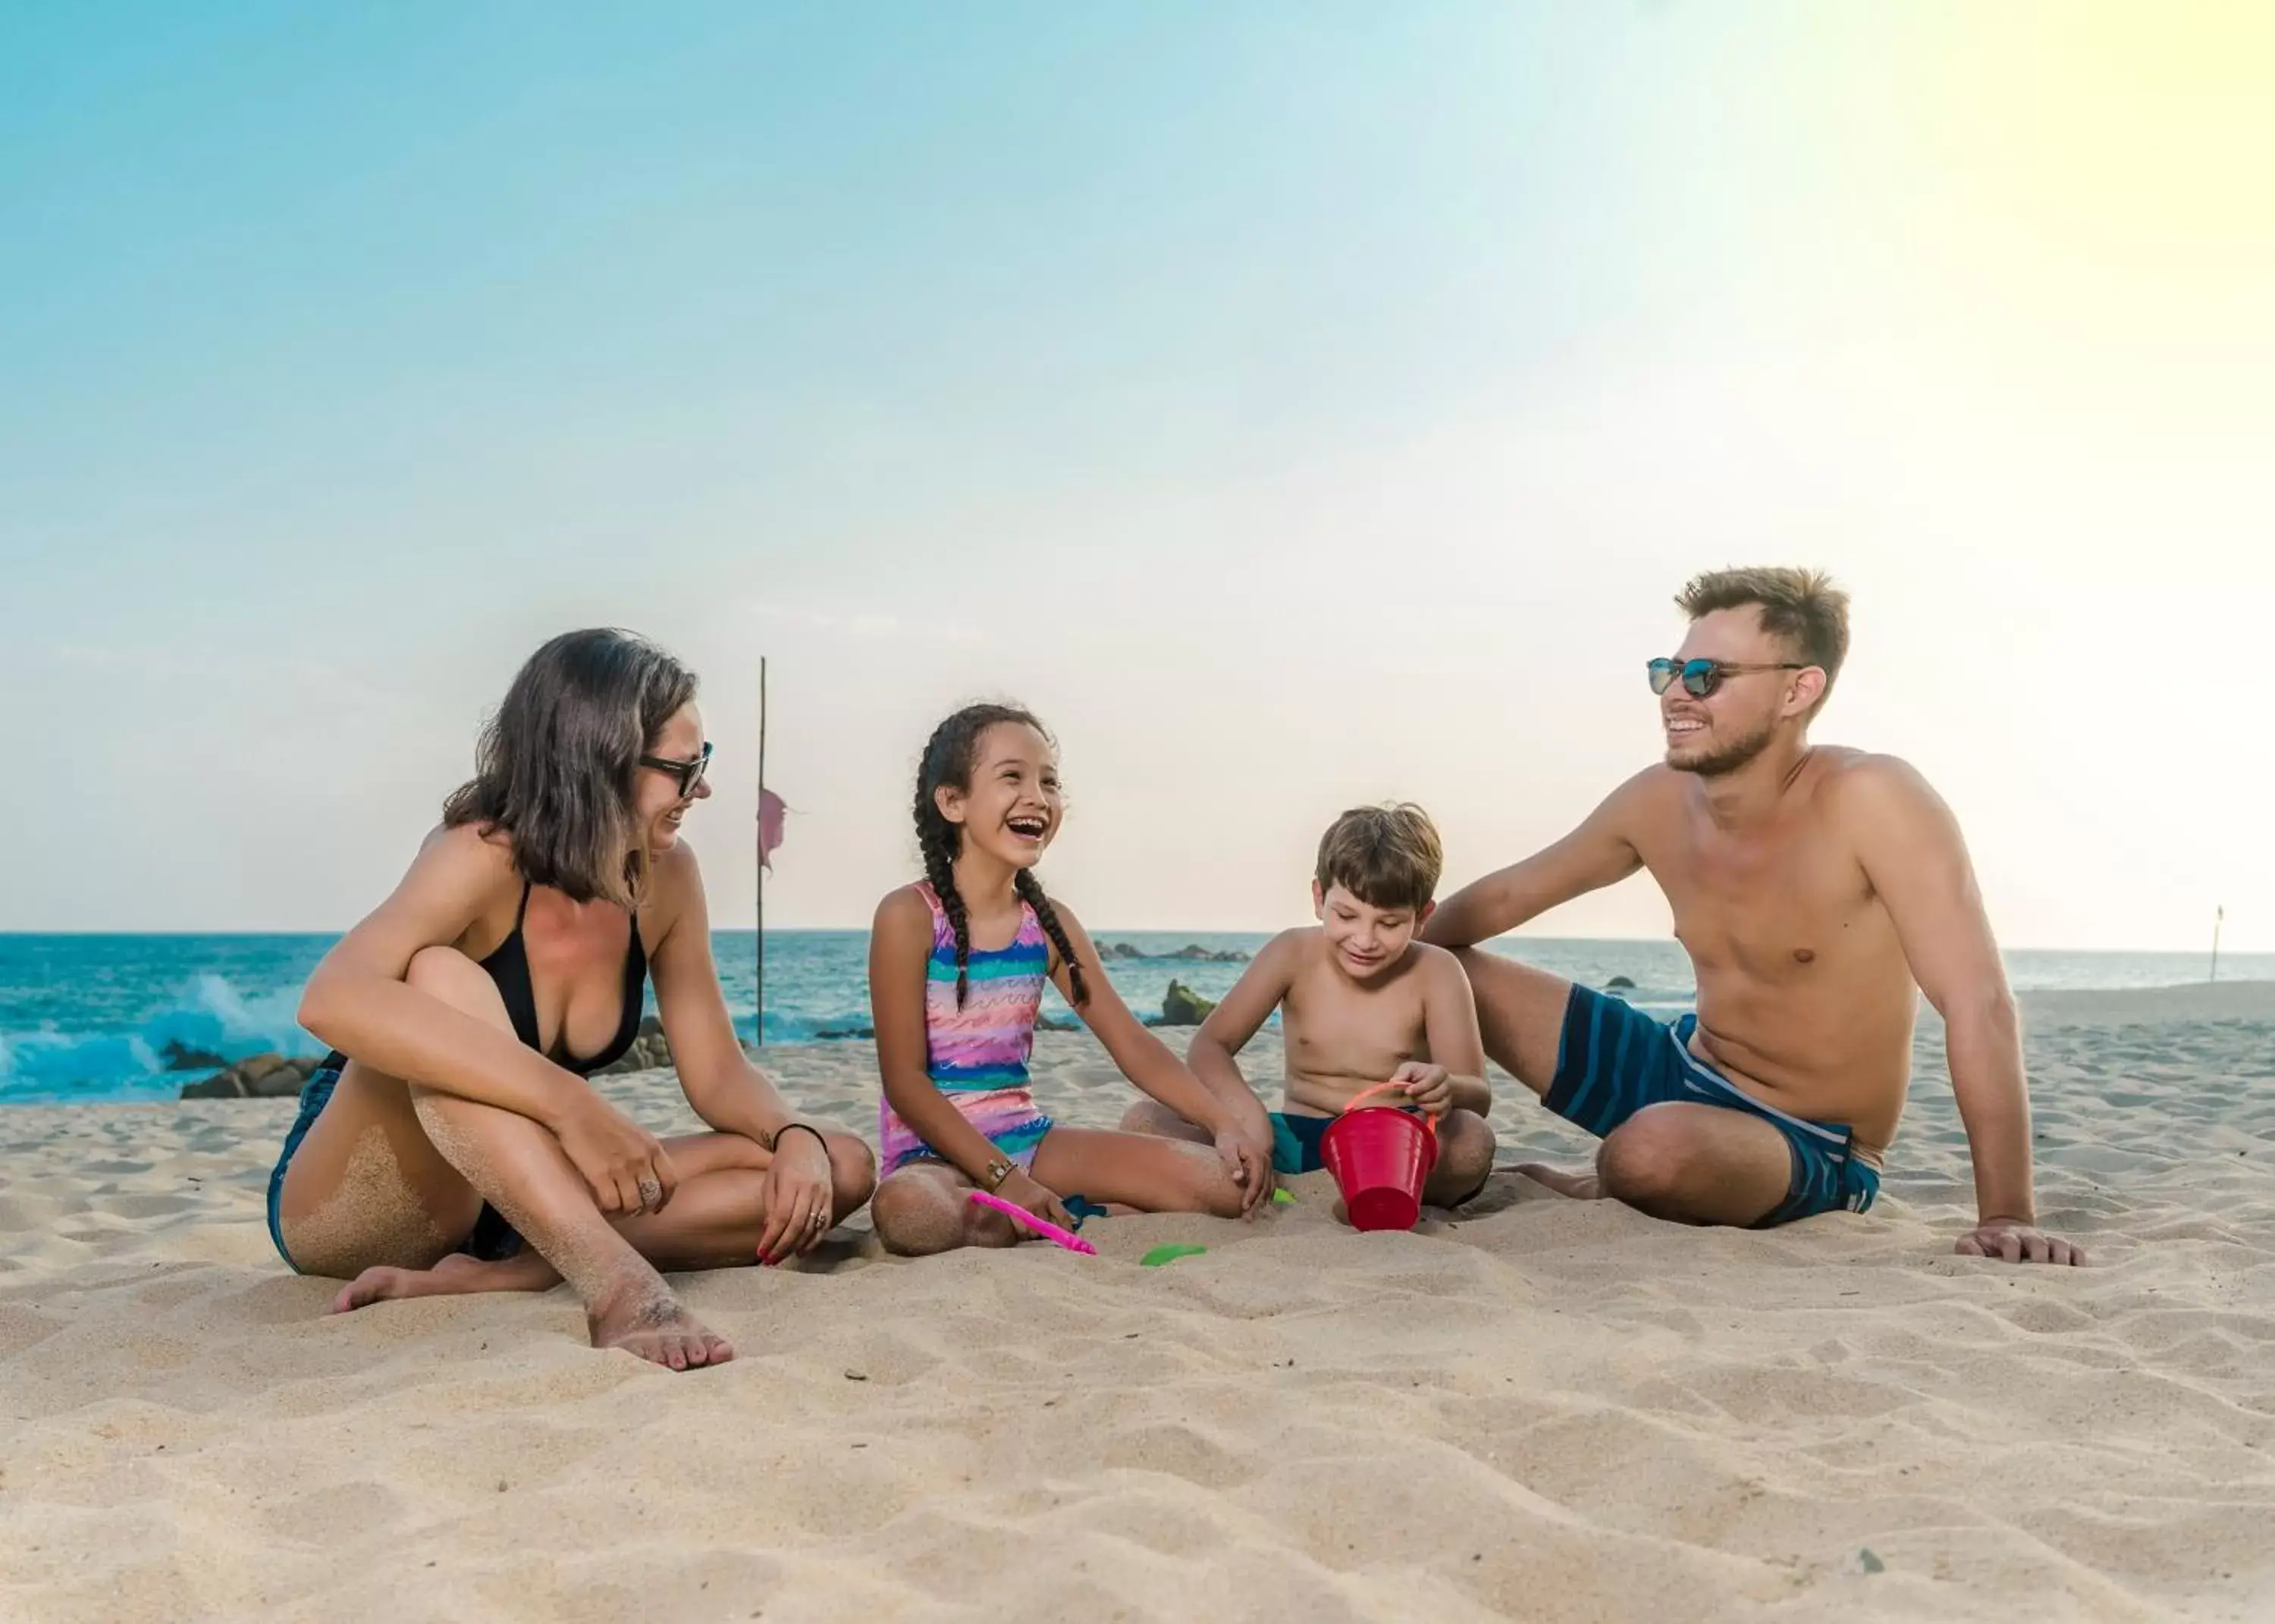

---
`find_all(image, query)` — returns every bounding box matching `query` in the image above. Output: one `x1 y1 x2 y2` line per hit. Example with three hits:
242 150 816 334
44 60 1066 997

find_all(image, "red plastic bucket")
1320 1082 1439 1232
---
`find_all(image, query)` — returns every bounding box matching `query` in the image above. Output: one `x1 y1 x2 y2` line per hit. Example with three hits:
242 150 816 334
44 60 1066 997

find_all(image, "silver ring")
637 1177 663 1207
809 1209 827 1227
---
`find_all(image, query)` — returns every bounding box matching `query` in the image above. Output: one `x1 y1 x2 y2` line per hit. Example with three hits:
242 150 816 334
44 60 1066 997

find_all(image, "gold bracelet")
984 1158 1016 1192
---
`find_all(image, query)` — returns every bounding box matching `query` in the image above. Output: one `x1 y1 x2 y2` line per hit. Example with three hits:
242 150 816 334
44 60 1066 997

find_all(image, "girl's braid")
1014 868 1089 1008
916 813 973 1008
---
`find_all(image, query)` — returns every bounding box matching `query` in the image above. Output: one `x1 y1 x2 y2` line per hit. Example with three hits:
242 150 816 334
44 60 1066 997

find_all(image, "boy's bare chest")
1282 967 1431 1078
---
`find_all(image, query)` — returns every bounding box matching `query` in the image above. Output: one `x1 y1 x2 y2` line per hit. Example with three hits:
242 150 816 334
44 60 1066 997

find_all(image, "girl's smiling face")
935 721 1061 871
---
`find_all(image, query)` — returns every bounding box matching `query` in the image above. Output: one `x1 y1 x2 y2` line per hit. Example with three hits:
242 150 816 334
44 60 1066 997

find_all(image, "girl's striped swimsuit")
878 882 1056 1173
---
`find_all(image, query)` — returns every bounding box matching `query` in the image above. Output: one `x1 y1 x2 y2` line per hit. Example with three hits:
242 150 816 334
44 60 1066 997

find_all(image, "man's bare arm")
1844 757 2082 1266
1421 775 1650 948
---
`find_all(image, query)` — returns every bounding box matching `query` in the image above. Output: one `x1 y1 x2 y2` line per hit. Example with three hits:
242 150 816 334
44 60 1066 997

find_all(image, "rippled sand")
3 983 2271 1621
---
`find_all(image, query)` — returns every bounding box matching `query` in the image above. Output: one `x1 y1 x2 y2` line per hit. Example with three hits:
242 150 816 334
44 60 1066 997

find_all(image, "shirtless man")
1423 567 2081 1265
1124 804 1498 1209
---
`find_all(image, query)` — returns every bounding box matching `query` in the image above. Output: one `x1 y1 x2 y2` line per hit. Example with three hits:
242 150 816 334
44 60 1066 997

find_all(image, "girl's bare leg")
869 1163 1022 1256
872 1128 1241 1256
1030 1127 1246 1218
1116 1099 1215 1146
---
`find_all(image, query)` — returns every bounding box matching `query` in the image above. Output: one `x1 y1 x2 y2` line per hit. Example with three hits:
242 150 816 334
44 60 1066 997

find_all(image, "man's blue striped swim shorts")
1542 983 1880 1227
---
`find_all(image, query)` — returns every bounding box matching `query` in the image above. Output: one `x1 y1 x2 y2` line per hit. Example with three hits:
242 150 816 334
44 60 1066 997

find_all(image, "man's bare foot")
332 1249 559 1314
1516 1162 1606 1200
585 1276 733 1372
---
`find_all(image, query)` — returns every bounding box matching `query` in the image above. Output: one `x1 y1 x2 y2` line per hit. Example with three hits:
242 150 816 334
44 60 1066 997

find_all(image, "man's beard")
1667 716 1775 778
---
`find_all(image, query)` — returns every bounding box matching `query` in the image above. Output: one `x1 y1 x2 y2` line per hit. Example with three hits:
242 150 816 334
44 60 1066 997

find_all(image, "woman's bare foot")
332 1249 560 1313
1515 1162 1606 1200
585 1274 733 1372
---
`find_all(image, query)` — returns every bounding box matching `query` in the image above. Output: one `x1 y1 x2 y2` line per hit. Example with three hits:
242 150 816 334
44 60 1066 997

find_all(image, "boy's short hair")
1314 804 1442 913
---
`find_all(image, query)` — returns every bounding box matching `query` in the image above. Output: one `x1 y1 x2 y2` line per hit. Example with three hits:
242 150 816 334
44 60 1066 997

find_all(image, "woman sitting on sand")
268 629 875 1370
865 702 1272 1253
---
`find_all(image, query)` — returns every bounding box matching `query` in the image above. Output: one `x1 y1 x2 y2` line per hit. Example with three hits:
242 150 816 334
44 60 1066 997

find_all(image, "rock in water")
593 1017 673 1077
1100 942 1247 963
159 1040 229 1071
181 1053 320 1099
1159 980 1218 1026
1605 975 1636 992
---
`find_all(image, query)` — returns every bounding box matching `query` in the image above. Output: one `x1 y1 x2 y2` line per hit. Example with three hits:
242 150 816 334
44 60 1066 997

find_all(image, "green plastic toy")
1140 1243 1209 1267
1272 1189 1295 1206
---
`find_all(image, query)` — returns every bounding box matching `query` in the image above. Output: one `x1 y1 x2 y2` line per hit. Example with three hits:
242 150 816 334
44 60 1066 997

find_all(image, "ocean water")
0 931 2265 1106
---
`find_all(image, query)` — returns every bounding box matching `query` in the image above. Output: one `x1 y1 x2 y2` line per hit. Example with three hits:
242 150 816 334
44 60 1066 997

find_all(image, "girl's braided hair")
913 703 1089 1010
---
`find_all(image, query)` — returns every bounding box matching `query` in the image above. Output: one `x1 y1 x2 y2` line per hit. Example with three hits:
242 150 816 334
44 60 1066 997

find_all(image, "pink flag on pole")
758 788 789 873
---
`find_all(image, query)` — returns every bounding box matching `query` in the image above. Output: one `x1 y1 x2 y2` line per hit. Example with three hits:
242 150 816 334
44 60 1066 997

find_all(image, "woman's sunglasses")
638 741 713 798
1647 657 1806 698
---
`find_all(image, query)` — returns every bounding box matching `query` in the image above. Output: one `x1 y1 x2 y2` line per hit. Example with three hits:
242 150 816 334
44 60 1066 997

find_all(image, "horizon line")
0 927 2257 959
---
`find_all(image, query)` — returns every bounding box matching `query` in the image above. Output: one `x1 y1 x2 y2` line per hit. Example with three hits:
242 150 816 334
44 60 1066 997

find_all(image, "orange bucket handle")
1340 1080 1439 1139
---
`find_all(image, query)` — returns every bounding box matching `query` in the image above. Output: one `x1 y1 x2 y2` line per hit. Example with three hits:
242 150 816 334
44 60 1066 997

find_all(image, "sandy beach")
3 982 2271 1622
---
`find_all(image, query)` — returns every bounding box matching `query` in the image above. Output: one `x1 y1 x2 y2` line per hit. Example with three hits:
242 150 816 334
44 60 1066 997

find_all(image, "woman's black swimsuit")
265 882 649 1270
471 880 648 1075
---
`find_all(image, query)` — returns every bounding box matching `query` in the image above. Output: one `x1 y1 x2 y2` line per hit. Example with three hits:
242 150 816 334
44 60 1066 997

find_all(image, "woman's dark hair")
914 702 1088 1009
442 629 698 907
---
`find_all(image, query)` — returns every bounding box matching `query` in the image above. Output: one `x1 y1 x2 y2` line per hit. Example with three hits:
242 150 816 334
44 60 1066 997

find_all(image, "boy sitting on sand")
1124 804 1498 1212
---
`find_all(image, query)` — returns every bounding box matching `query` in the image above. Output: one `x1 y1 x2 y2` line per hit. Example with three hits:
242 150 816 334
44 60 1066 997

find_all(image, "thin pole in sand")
2210 904 2223 983
755 656 767 1049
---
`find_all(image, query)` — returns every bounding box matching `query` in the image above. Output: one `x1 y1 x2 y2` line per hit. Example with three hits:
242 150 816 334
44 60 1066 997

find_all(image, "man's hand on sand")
1956 1218 2083 1266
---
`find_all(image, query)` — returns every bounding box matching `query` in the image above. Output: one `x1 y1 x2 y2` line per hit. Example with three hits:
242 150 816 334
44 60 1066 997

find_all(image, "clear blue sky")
5 3 2271 947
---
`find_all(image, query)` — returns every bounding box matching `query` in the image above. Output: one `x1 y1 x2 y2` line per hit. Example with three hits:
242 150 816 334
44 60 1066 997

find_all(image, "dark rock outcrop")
1159 980 1218 1026
592 1015 673 1077
160 1041 229 1071
181 1053 321 1099
1605 975 1637 992
1101 942 1250 964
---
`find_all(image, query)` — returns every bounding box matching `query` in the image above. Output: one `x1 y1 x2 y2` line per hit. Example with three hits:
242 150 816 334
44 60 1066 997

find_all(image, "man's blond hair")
1677 566 1850 713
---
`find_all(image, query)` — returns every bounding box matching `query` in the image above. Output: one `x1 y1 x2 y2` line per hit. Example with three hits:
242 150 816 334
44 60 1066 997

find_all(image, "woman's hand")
994 1168 1077 1236
757 1127 839 1264
556 1094 679 1215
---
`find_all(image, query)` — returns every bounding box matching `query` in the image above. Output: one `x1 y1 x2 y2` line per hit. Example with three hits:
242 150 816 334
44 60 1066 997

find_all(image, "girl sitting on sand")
269 629 876 1370
867 703 1273 1254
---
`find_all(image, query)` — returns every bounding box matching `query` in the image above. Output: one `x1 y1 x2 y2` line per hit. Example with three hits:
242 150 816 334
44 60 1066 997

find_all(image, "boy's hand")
1390 1062 1454 1118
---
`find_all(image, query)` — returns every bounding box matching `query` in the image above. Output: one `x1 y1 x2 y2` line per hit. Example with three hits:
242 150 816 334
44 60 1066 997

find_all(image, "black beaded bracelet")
771 1121 828 1155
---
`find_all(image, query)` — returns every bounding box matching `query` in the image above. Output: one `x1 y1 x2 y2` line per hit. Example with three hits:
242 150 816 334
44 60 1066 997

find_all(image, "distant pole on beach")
2211 904 2223 983
755 657 767 1049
